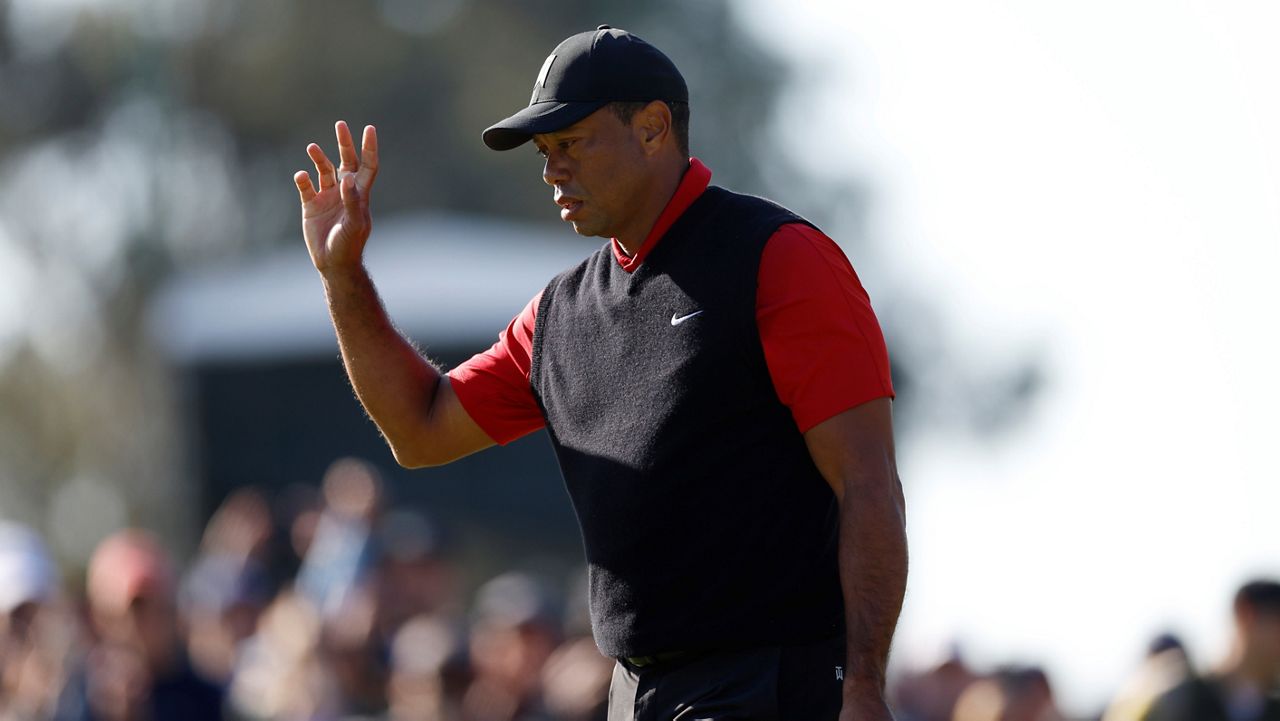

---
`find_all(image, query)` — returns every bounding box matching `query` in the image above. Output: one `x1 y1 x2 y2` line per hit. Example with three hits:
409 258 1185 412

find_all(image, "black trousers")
607 635 845 721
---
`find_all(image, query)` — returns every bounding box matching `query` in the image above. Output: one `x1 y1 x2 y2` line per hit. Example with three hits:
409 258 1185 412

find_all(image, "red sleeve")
757 224 895 433
446 292 546 445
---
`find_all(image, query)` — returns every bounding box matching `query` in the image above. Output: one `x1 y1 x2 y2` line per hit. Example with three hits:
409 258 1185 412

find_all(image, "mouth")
555 193 583 222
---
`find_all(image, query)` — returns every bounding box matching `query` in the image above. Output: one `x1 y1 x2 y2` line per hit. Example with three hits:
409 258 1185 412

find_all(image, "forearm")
321 264 442 464
839 464 908 699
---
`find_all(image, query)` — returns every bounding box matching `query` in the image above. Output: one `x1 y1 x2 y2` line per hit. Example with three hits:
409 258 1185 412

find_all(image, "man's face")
93 590 177 673
534 106 649 240
1248 610 1280 671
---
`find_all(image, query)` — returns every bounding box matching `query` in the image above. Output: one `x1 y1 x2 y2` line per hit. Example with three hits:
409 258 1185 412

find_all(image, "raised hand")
295 121 379 274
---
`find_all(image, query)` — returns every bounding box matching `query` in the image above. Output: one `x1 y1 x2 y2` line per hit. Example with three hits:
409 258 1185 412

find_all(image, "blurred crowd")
0 458 611 721
892 578 1280 721
1 456 1278 721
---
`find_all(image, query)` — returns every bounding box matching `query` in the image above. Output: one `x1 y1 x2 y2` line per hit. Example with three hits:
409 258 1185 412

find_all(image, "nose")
542 153 569 187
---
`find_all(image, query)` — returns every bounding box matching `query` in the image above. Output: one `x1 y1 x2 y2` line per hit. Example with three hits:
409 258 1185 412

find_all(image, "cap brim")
482 100 608 151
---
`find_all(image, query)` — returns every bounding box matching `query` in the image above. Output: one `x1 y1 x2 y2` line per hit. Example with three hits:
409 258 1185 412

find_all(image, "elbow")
390 447 453 469
391 447 431 469
387 437 449 469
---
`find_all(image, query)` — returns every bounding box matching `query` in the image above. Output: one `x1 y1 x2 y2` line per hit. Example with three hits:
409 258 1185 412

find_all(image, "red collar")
611 158 712 272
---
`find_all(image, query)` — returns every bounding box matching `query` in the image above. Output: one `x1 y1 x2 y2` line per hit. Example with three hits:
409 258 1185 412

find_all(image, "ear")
636 100 673 156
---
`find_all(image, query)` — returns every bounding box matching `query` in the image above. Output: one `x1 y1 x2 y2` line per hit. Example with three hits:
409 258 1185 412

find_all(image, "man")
1143 580 1280 721
0 522 71 719
74 529 224 721
295 25 906 721
1102 634 1192 721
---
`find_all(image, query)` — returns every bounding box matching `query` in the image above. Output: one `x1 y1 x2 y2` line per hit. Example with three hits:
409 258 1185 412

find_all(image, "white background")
740 1 1280 715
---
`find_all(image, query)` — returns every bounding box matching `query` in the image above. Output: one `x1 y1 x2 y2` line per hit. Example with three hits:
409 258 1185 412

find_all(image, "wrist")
842 671 886 702
319 260 368 287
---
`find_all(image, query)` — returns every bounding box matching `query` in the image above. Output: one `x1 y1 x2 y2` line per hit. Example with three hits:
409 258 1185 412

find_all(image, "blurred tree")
170 0 798 246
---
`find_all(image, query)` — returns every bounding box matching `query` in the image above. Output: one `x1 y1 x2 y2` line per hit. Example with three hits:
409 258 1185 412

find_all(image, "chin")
569 220 606 238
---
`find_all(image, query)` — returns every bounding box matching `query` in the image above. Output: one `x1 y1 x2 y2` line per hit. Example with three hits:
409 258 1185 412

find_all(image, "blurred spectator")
540 637 611 721
229 589 343 720
0 522 59 618
291 458 394 715
1101 633 1192 721
323 580 388 717
200 486 275 565
297 458 383 621
179 552 273 684
462 573 561 721
892 643 980 721
1143 579 1280 721
0 522 79 720
375 509 458 644
277 482 326 579
75 528 223 721
540 569 610 721
384 614 467 721
952 665 1064 721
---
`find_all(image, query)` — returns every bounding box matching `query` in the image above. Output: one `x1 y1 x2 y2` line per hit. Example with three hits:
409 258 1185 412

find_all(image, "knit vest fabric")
529 186 843 658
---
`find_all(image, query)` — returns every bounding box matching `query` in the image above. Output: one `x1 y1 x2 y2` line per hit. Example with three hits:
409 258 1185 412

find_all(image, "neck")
614 155 687 257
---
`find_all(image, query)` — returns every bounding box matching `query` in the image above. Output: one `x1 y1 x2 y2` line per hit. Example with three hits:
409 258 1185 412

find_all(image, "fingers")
307 143 337 190
335 121 359 173
294 170 317 204
357 125 379 192
306 121 376 195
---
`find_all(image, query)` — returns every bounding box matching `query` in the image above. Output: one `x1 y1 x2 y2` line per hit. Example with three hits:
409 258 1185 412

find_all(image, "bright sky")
740 0 1280 715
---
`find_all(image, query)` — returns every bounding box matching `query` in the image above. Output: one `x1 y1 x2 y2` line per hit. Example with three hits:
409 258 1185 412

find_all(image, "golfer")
295 25 906 721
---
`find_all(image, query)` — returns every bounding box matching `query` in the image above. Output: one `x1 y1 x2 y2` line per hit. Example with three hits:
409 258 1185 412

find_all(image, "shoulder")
703 185 812 226
764 222 837 252
671 186 817 266
758 223 870 313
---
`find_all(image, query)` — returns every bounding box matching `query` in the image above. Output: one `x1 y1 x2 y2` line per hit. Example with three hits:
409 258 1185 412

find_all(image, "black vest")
530 186 843 657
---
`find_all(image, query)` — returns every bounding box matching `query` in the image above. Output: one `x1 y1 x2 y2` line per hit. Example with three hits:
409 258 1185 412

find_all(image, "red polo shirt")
448 159 894 444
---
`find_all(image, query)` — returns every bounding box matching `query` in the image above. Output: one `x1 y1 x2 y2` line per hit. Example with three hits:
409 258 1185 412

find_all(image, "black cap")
482 26 688 151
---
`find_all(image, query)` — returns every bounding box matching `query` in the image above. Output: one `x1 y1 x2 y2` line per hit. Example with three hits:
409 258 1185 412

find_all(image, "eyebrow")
534 119 591 143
